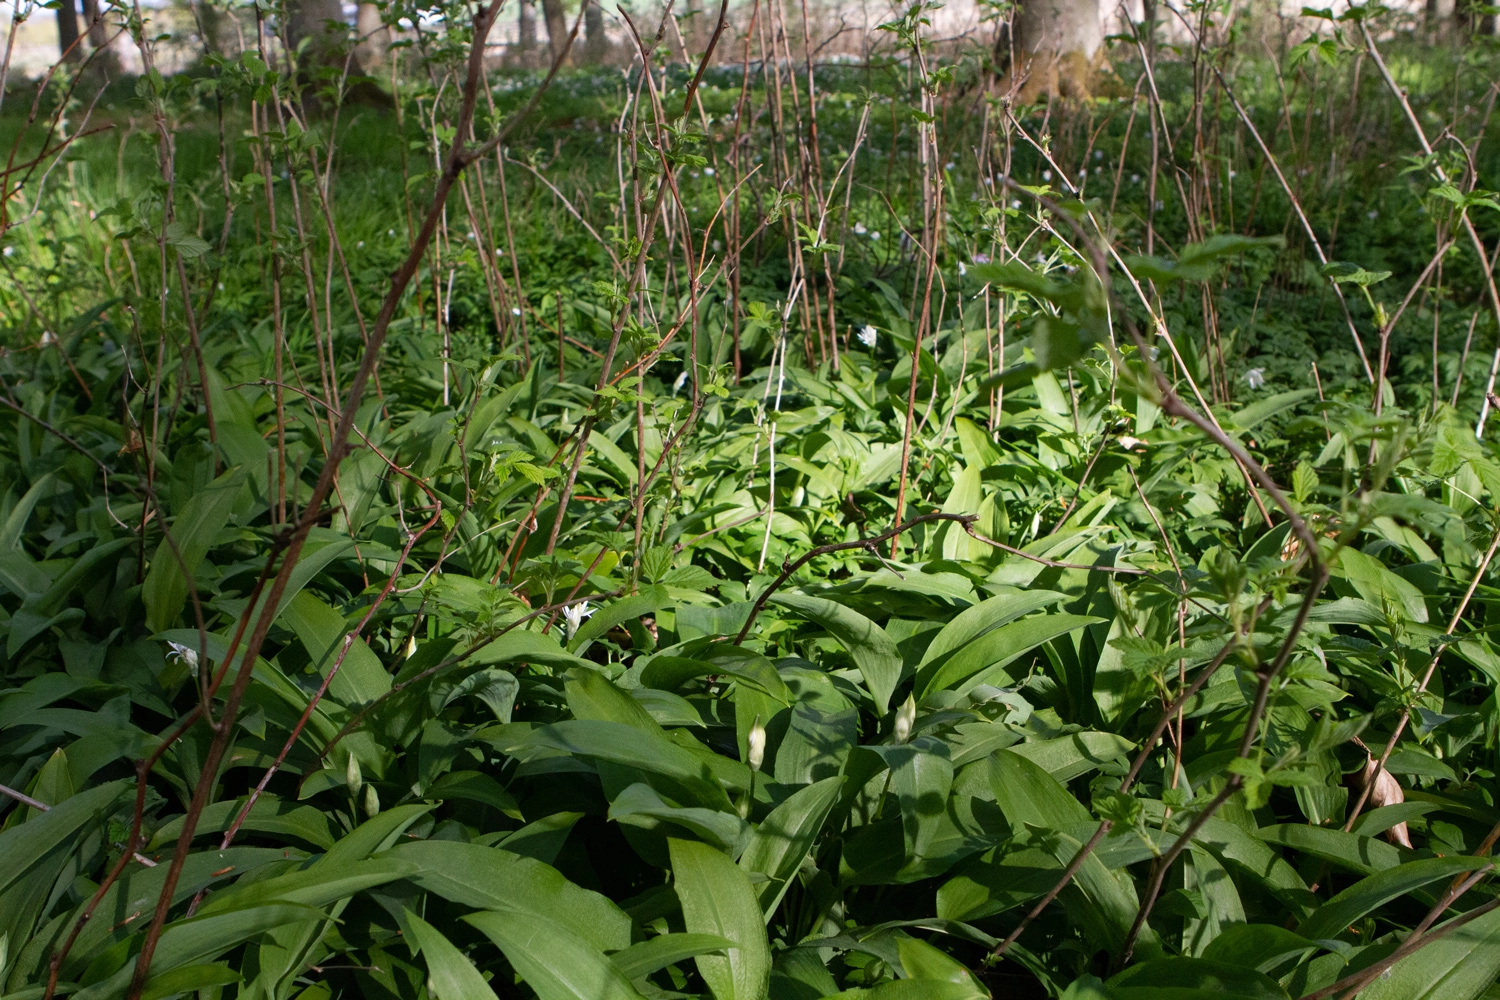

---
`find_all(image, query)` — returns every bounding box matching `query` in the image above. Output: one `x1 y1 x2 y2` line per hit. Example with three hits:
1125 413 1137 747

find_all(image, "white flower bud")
747 716 766 773
346 755 363 796
894 694 916 744
364 783 380 817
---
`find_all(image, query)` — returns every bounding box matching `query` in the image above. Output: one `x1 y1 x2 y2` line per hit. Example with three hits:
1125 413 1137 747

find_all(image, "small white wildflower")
958 261 967 276
1228 170 1237 179
1118 435 1146 451
853 222 867 235
467 230 477 241
1094 150 1104 160
1041 169 1053 181
944 161 955 172
712 239 723 252
1131 173 1141 184
39 331 57 345
1011 199 1022 209
2 246 13 257
893 694 916 744
357 240 365 248
1245 367 1266 390
165 641 199 675
511 307 522 316
387 229 395 236
704 167 715 176
747 716 765 772
1367 210 1379 220
869 231 880 241
562 601 594 639
672 370 688 393
858 325 878 348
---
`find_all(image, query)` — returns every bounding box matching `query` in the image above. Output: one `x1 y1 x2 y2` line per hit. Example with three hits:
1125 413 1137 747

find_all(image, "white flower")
747 716 765 772
672 370 688 393
3 246 13 257
893 694 916 744
1367 210 1379 220
39 331 56 345
958 261 967 276
712 239 722 252
1011 199 1022 209
853 222 867 234
704 167 715 176
1094 150 1104 160
1130 173 1141 184
387 229 395 236
511 307 522 316
467 230 476 241
1041 169 1053 181
944 161 955 172
562 601 594 639
1245 368 1266 390
1118 435 1146 451
857 325 878 348
165 641 199 675
357 240 364 248
869 231 880 241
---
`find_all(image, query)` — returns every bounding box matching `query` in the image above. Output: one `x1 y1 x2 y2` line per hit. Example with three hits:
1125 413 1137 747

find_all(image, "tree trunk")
79 0 120 73
541 0 571 66
286 0 391 107
684 0 705 54
1005 0 1103 102
583 2 607 64
56 0 81 63
517 0 537 64
355 3 389 70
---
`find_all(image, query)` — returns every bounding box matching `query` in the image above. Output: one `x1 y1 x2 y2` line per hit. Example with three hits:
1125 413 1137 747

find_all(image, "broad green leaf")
0 780 126 897
142 467 244 634
771 593 901 711
406 910 500 1000
989 748 1092 830
281 591 392 708
1357 903 1500 1000
670 837 772 1000
1200 924 1322 973
917 614 1103 702
1007 732 1134 782
610 933 733 980
149 795 336 851
1297 856 1490 941
739 776 843 917
514 719 735 810
74 903 322 1000
465 907 646 1000
570 585 672 653
895 936 986 996
196 858 418 915
567 667 664 730
609 782 749 854
0 473 53 551
383 840 631 952
1257 823 1409 877
1106 957 1290 999
918 590 1066 668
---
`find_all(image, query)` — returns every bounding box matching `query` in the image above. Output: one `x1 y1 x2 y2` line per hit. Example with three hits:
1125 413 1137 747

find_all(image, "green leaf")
895 936 986 996
1297 856 1490 941
1107 957 1290 999
512 719 735 810
0 780 126 897
670 837 772 1000
281 591 393 708
1357 904 1500 1000
467 907 647 1000
0 473 54 551
917 614 1103 702
1257 823 1409 877
609 782 749 854
405 910 500 1000
771 593 902 711
383 840 632 952
570 586 672 654
739 776 843 917
610 933 733 980
142 467 244 634
1200 924 1321 973
1321 261 1392 286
